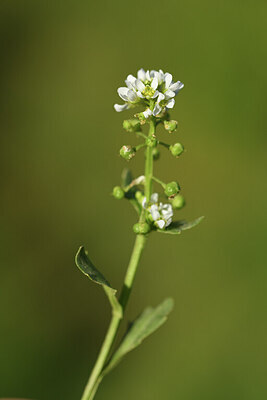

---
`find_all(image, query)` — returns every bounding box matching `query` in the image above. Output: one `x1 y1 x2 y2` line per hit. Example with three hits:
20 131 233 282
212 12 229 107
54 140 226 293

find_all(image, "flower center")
142 85 155 98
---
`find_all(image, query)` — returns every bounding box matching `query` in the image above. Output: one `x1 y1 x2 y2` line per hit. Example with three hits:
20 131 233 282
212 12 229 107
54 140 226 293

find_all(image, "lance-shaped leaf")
75 246 122 318
157 216 204 235
121 168 133 188
103 298 174 376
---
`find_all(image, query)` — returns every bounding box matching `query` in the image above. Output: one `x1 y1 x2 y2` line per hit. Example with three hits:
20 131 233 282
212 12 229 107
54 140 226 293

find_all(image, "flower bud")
169 143 184 157
164 120 178 133
171 194 185 209
164 181 180 197
120 145 136 161
134 112 147 125
123 119 141 132
152 148 160 160
135 190 144 204
133 222 151 234
112 186 124 200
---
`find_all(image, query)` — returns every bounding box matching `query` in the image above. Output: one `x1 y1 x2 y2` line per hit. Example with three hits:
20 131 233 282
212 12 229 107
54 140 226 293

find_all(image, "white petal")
142 197 147 208
146 70 151 81
118 87 129 101
164 73 173 88
134 175 145 185
166 98 175 109
137 90 145 98
127 74 136 84
150 205 160 221
165 217 172 227
137 68 146 81
156 219 166 229
125 80 134 89
143 108 152 118
136 79 145 92
150 193 159 203
169 81 184 93
152 104 162 116
157 92 165 103
114 103 129 112
164 89 175 99
127 89 137 102
152 90 159 98
151 77 158 90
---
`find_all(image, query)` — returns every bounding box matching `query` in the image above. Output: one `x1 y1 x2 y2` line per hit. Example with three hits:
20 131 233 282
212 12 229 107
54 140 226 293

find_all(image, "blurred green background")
0 1 266 399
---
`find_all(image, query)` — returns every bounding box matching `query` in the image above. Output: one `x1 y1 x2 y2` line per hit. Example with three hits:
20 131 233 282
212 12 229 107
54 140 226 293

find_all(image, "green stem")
152 175 166 189
80 118 156 400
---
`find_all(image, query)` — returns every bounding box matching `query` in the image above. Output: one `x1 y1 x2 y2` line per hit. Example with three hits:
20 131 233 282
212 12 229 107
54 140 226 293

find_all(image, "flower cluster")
143 193 173 229
114 68 184 118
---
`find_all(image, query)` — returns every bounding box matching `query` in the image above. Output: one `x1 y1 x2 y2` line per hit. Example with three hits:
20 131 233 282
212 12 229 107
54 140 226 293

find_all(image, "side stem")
80 118 156 400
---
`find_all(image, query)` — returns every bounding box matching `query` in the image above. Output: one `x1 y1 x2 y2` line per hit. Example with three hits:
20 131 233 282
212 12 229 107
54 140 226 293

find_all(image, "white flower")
114 68 184 116
142 192 173 229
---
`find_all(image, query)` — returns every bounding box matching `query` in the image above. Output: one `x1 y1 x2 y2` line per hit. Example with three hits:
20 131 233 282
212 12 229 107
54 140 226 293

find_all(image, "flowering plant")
75 68 203 400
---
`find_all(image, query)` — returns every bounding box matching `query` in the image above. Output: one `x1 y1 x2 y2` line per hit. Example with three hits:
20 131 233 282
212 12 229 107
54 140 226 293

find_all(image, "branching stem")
80 118 156 400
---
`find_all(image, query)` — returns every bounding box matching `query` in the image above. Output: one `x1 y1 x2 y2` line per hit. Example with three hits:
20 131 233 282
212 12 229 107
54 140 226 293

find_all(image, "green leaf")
75 246 122 318
157 216 204 235
103 298 174 375
121 168 133 188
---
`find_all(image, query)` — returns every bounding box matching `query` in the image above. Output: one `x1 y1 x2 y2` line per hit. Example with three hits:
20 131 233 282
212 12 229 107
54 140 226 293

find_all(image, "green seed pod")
171 194 185 209
112 186 124 200
169 143 184 157
119 145 136 161
152 147 160 160
123 119 141 132
164 181 180 197
164 120 178 133
133 222 151 234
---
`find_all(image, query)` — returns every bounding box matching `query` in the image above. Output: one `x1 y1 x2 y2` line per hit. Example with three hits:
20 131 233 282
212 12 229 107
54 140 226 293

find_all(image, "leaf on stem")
75 246 122 318
103 298 174 375
157 216 204 235
121 168 133 188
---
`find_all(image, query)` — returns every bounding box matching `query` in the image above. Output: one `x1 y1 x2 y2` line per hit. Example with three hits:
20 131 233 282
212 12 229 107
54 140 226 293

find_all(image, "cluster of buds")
113 67 187 233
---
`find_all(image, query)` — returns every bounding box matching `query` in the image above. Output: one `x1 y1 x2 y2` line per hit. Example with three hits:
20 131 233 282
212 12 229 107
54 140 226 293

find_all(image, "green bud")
135 190 144 204
123 119 141 132
164 120 178 133
164 181 180 197
112 186 124 200
119 145 136 161
145 136 157 147
152 147 160 160
135 112 146 125
171 194 185 209
169 143 184 157
133 222 151 234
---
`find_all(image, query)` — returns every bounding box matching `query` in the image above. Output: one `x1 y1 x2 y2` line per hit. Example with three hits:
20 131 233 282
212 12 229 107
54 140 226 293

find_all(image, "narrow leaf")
157 216 204 235
121 168 133 188
75 246 122 318
103 298 174 375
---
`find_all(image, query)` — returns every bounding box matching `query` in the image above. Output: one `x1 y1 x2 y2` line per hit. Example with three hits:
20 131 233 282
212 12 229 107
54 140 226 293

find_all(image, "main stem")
80 118 156 400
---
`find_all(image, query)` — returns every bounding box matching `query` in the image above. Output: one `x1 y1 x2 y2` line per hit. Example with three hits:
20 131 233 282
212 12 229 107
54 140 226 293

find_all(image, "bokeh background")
1 1 266 399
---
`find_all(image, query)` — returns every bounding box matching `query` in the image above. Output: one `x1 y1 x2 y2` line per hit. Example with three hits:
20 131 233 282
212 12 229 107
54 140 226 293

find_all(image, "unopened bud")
123 119 141 132
164 181 180 197
171 194 185 209
135 191 144 204
133 222 151 234
152 148 160 160
119 145 136 161
164 120 178 133
112 186 124 200
170 143 184 157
